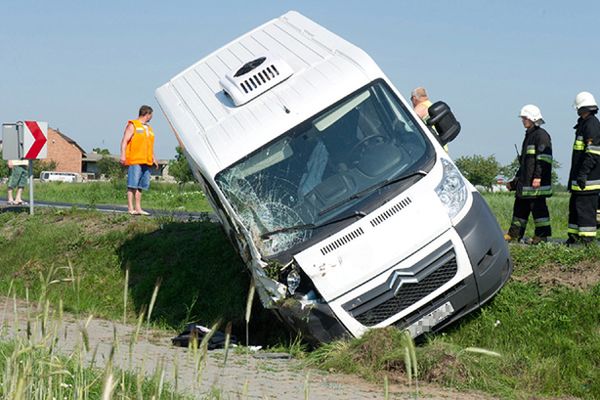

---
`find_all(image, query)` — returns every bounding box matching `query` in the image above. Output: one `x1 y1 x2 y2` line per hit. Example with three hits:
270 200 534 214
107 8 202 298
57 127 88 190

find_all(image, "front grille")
393 280 466 331
348 250 458 327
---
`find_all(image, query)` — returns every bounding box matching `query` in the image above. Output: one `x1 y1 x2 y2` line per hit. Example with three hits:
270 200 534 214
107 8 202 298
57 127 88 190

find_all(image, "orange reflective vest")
125 120 155 166
415 100 433 121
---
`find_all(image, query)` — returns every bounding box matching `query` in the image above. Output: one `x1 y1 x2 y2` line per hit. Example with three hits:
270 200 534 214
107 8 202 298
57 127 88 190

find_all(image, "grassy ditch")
1 180 212 212
0 207 282 344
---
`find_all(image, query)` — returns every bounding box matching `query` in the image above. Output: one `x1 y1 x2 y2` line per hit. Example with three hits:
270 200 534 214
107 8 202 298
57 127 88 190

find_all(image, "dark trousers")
568 193 597 241
508 196 551 239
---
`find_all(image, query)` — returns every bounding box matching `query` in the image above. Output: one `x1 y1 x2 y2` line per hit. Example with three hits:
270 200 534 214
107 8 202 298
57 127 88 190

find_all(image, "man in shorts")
120 105 157 215
7 159 28 205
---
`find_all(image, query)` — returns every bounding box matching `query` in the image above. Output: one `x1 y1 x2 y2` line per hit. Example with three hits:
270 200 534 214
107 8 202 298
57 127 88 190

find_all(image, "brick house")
46 128 85 173
42 127 172 180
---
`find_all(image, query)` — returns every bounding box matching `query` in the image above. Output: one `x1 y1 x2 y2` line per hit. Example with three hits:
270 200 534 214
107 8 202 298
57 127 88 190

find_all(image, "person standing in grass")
120 105 157 216
7 159 28 205
567 92 600 245
505 105 553 244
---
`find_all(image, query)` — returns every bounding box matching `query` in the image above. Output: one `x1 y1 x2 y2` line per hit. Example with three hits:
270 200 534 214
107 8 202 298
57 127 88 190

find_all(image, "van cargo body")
156 11 512 343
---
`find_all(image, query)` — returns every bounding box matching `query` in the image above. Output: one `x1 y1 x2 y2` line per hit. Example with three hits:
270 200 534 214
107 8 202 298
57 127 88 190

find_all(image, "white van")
156 11 512 343
40 171 82 183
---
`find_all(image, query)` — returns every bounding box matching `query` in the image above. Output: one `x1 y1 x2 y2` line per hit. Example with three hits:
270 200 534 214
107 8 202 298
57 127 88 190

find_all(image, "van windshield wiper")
318 170 427 217
260 210 366 239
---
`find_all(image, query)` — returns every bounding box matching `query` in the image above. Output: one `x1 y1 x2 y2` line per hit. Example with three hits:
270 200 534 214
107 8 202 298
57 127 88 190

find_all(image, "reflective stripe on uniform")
526 145 536 155
521 185 553 196
578 226 597 237
534 217 551 227
586 145 600 156
511 217 527 227
536 154 553 164
570 179 600 191
574 136 585 151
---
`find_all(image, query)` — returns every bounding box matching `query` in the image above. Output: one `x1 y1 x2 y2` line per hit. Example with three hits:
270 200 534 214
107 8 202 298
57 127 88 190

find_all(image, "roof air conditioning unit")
220 54 293 106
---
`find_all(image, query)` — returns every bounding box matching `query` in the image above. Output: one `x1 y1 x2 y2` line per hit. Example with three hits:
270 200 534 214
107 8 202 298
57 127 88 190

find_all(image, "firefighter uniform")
507 125 553 241
567 113 600 243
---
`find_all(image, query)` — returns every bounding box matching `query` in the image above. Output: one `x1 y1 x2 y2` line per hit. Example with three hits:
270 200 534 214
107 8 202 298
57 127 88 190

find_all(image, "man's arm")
532 133 551 188
120 122 134 165
577 121 600 186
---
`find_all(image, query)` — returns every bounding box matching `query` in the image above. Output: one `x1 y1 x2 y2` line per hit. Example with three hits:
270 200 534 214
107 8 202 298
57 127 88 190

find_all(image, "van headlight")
435 158 467 219
286 269 301 295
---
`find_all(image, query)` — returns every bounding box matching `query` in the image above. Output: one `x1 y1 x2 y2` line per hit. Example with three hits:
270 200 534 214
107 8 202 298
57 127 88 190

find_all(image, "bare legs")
7 187 23 204
127 188 145 214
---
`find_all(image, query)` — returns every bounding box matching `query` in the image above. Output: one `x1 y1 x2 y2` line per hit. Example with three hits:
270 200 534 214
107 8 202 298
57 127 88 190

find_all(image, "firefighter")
505 105 553 244
567 91 600 245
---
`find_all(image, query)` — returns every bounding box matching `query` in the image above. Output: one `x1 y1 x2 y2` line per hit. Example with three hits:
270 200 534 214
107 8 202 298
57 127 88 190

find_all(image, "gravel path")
0 297 496 399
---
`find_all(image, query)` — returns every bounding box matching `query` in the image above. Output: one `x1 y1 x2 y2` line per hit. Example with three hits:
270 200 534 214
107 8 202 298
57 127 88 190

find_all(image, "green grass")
0 340 191 399
0 208 259 332
1 180 212 212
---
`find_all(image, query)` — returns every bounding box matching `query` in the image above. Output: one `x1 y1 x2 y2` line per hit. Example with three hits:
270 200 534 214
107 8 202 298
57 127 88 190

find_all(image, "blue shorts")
127 165 151 191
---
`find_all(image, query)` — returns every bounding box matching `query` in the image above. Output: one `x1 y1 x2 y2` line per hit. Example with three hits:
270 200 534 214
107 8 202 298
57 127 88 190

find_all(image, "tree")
455 154 500 189
98 156 126 179
0 152 8 178
169 146 194 186
33 159 57 178
92 147 111 155
498 157 519 180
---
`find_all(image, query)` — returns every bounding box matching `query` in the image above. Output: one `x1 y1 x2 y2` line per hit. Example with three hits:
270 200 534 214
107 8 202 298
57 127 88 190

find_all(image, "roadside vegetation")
1 180 212 212
0 333 190 399
0 189 598 398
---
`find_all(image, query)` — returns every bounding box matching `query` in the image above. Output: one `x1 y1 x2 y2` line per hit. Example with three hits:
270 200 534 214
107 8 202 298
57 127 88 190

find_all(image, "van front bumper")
276 300 350 344
455 191 513 304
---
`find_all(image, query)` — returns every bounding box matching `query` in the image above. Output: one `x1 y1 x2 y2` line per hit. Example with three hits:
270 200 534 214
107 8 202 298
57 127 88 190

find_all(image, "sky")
1 1 599 181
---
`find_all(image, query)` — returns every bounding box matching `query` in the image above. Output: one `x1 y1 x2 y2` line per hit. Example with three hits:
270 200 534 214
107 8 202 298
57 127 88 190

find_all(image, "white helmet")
573 91 598 111
519 104 544 125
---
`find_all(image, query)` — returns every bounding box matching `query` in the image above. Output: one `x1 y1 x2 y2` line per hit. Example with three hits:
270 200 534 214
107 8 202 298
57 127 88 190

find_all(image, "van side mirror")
427 101 461 145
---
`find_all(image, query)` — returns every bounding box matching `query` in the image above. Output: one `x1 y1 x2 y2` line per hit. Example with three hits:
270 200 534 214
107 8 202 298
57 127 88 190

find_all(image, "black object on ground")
171 323 238 349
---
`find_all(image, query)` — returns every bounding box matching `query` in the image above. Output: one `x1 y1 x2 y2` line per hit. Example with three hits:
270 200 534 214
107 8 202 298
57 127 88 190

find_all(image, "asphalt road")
0 198 215 222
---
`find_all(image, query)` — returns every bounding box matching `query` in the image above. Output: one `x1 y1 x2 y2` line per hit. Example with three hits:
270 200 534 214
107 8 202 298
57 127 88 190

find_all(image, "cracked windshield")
216 81 431 256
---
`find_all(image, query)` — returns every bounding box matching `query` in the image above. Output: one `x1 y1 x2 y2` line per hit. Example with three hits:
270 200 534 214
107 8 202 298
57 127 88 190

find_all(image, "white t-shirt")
11 160 29 166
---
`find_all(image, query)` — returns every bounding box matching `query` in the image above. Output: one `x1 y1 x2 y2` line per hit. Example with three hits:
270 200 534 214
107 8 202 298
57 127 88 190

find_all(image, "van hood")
293 189 451 301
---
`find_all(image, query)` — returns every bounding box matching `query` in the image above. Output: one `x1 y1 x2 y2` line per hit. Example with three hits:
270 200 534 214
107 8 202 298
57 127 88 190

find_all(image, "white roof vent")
220 55 293 106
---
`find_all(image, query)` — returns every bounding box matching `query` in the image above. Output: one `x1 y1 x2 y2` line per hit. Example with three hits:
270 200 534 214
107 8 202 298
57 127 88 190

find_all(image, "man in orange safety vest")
120 105 157 216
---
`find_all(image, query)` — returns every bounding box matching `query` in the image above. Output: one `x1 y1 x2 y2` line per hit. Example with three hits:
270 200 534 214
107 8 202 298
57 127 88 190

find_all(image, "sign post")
2 121 48 215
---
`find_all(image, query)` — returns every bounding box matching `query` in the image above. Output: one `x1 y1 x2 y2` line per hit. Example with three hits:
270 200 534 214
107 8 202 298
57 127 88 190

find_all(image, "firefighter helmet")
519 104 544 125
573 91 598 112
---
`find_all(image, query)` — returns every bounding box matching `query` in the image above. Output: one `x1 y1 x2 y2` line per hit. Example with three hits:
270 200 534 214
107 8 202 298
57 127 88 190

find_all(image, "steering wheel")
349 134 388 160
